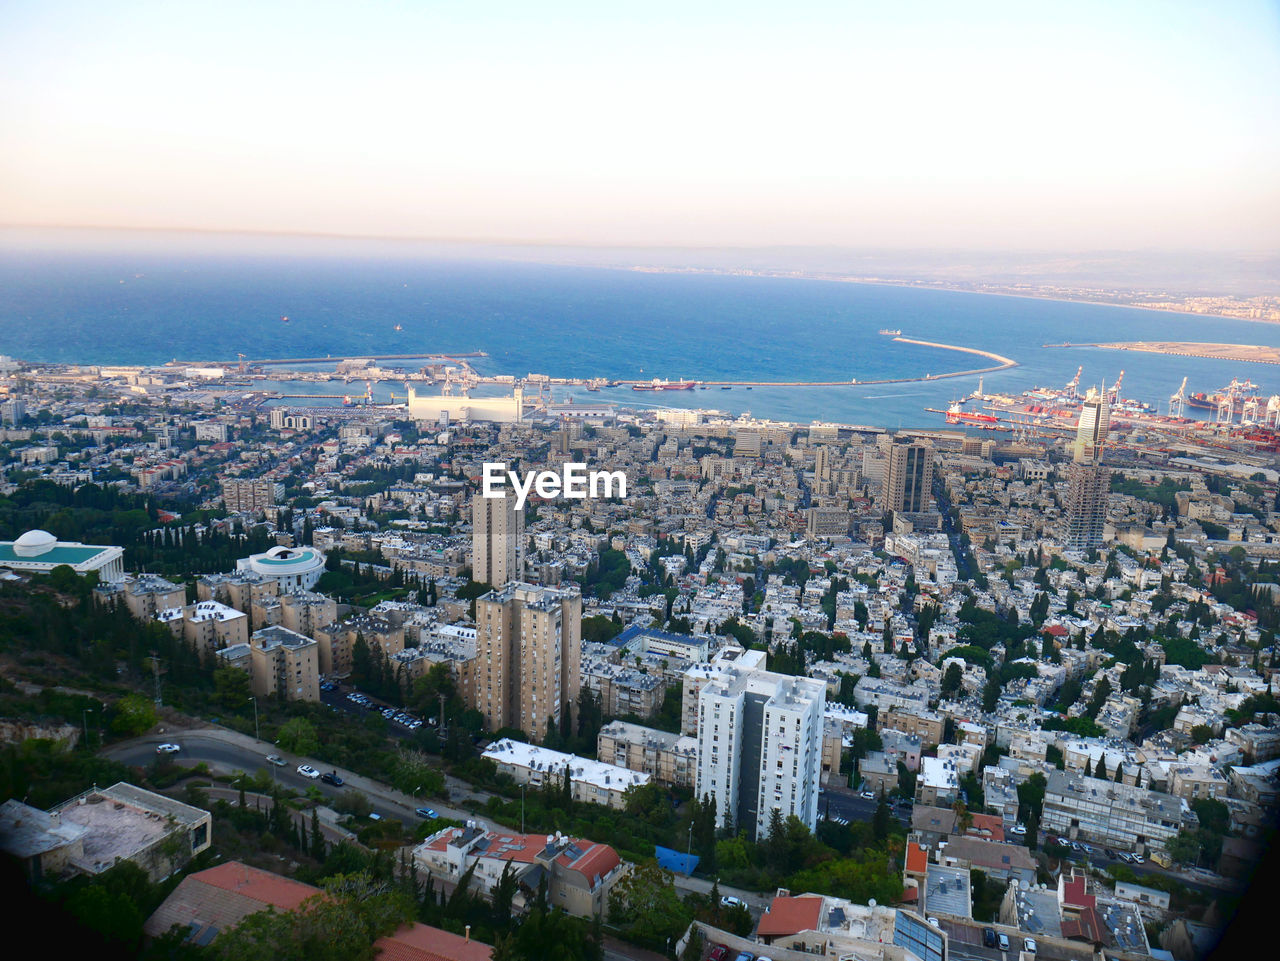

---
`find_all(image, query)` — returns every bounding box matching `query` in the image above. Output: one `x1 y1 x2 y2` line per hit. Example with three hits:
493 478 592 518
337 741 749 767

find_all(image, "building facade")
472 490 524 586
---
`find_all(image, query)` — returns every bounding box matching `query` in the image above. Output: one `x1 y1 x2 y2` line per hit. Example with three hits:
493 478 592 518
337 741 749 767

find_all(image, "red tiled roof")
1060 874 1095 910
1042 625 1068 637
906 841 929 875
375 924 493 961
192 861 317 910
557 840 620 885
757 895 824 938
967 813 1006 842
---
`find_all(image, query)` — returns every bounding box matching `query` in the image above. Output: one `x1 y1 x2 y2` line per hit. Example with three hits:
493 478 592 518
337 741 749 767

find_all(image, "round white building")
0 528 125 582
235 545 326 591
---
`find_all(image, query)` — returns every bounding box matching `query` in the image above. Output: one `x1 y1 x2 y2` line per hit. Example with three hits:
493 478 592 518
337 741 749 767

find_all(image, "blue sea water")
3 232 1279 427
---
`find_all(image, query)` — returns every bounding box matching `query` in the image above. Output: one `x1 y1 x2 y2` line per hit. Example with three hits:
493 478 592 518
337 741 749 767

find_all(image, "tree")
1165 830 1201 867
277 718 319 756
941 662 963 698
607 859 691 949
110 693 157 736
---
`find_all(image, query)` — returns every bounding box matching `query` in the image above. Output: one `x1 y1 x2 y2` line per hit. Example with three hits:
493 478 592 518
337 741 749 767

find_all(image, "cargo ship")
944 402 998 425
1187 379 1261 414
632 379 697 391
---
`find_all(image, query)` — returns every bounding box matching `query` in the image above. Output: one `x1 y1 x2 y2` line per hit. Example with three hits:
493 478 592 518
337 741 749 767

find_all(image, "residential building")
1041 770 1190 855
472 489 524 586
413 821 627 919
482 739 650 810
247 625 320 702
597 720 698 789
0 782 211 883
473 582 582 738
695 654 826 840
96 572 186 618
222 477 285 513
144 861 492 961
156 600 249 656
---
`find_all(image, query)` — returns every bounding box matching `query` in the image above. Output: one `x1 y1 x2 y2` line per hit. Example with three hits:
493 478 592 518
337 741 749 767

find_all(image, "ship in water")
878 328 902 336
632 378 697 391
393 324 402 331
944 402 999 425
1187 378 1262 414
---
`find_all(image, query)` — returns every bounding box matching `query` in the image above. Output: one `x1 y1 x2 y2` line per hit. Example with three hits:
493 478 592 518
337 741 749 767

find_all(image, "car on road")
860 790 876 800
1132 854 1144 864
1009 823 1027 835
320 771 344 786
265 754 286 766
997 933 1009 951
156 743 181 754
416 807 438 819
320 681 337 691
721 895 746 910
1056 836 1071 847
297 764 320 779
1118 852 1133 863
1023 938 1037 954
1104 847 1117 859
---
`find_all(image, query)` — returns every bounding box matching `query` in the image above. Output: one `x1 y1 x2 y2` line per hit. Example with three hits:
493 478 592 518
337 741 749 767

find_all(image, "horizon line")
2 222 1277 257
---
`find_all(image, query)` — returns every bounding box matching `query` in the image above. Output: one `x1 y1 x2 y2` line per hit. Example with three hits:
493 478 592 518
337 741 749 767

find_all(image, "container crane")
1169 377 1187 418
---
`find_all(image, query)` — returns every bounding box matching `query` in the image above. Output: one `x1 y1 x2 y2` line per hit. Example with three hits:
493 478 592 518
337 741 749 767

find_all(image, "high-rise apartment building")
222 477 285 513
472 582 582 739
246 625 319 702
694 651 826 841
472 491 524 585
879 438 933 513
1065 387 1111 551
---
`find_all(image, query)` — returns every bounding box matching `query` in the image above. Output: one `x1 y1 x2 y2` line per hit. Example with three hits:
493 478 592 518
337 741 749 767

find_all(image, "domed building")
235 545 326 591
0 529 125 582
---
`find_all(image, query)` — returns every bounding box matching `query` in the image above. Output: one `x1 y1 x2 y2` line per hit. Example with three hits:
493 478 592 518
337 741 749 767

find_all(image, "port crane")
1107 370 1124 405
1169 377 1187 418
1065 366 1082 398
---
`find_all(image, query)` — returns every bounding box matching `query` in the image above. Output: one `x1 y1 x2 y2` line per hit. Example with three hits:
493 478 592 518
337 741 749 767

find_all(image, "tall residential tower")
1065 387 1111 551
472 490 524 586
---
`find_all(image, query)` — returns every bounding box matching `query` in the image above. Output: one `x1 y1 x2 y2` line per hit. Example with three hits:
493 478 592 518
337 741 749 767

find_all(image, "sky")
2 1 1279 250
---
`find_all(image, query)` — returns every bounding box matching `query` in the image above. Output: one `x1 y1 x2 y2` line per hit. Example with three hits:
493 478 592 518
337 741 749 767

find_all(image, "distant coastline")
622 264 1280 326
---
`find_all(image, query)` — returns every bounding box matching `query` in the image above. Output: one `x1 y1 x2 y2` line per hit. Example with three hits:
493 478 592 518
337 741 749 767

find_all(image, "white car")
156 743 181 754
1009 823 1027 835
1132 854 1145 864
860 790 876 800
296 764 320 779
1023 938 1037 954
265 754 286 766
720 895 746 910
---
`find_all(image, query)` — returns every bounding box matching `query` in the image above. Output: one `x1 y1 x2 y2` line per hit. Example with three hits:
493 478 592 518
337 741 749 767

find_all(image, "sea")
3 229 1279 428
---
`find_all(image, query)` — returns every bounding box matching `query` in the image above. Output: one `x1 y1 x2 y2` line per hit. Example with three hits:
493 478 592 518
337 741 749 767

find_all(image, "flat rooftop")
53 783 208 875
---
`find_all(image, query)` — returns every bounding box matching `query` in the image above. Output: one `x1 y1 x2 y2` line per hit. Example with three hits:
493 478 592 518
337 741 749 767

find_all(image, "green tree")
110 693 157 736
607 859 692 949
277 717 319 756
941 662 963 698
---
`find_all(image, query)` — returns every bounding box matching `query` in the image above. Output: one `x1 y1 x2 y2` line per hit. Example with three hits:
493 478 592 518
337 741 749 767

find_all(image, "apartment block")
248 625 320 702
695 651 826 840
597 720 698 789
313 613 405 677
156 600 249 657
473 582 582 738
1041 770 1190 855
482 739 650 810
472 490 523 586
221 477 284 513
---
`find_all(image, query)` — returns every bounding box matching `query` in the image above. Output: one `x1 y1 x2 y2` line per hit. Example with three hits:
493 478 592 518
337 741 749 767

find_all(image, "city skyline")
2 1 1278 251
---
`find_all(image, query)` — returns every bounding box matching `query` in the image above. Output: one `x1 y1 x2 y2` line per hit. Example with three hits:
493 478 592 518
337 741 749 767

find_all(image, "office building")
1065 387 1111 551
472 582 582 738
695 651 826 841
880 439 933 513
472 490 524 586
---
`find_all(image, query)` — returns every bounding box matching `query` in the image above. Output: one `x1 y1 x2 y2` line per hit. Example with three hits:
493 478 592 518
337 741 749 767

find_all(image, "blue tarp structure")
654 845 699 875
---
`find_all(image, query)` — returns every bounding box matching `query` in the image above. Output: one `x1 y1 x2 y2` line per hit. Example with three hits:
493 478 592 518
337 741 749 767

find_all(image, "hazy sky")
2 1 1278 249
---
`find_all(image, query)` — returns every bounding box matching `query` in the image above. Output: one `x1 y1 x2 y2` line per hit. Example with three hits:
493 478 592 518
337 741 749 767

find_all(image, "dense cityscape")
0 350 1275 961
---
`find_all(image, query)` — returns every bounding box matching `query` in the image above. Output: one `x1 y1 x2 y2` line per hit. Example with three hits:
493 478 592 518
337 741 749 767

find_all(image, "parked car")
707 947 728 961
731 952 754 961
997 933 1009 951
982 928 997 948
721 895 746 910
1009 823 1027 835
265 754 286 766
860 790 875 800
156 743 181 754
1132 854 1145 864
1104 848 1117 859
297 764 320 779
415 807 438 819
320 771 344 786
1023 938 1038 954
369 812 382 821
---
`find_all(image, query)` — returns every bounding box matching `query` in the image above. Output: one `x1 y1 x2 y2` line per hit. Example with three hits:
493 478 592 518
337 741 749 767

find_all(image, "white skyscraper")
1066 387 1111 551
694 651 826 841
